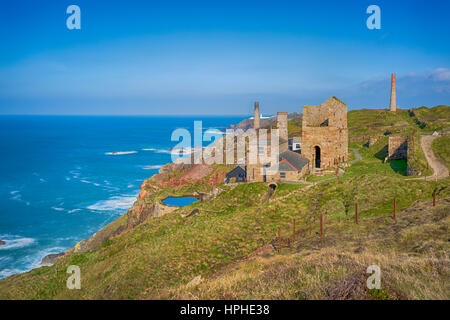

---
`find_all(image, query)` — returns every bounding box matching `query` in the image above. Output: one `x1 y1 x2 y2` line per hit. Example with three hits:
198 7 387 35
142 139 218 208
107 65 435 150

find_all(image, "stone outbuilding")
267 150 309 182
387 136 408 160
225 165 247 183
301 97 348 170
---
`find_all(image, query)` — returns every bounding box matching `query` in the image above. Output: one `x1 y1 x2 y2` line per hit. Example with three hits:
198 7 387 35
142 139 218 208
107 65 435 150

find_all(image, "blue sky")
0 0 449 115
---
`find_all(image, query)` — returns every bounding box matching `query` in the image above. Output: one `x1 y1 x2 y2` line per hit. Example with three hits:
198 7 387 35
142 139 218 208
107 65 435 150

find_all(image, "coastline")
0 116 246 278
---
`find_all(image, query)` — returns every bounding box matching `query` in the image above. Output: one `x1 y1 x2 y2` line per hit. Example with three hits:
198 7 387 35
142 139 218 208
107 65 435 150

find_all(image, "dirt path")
409 135 448 180
349 148 362 164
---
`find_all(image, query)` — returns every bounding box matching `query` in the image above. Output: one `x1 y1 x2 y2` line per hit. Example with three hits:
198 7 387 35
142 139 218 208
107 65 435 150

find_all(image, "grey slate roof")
278 160 296 171
279 150 309 171
226 165 246 179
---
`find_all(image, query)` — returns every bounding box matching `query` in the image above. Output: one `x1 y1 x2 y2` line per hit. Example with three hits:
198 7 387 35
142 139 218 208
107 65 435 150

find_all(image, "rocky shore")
41 252 65 266
38 114 297 269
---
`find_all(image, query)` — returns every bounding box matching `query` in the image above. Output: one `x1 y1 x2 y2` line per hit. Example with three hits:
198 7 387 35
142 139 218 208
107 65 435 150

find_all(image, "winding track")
349 148 362 164
408 135 448 181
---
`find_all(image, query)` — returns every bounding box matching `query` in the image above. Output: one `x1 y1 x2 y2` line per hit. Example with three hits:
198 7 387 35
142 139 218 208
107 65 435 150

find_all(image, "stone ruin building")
301 97 348 170
231 97 349 183
386 135 418 176
387 136 408 160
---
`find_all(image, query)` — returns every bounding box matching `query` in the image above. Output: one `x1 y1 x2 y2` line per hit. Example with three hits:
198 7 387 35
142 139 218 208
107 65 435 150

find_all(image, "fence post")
355 203 358 224
320 214 323 237
393 198 396 220
433 192 436 207
278 228 281 254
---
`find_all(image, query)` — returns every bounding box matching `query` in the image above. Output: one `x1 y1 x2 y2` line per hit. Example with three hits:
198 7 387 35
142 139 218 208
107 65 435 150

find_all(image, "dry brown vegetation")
164 198 450 300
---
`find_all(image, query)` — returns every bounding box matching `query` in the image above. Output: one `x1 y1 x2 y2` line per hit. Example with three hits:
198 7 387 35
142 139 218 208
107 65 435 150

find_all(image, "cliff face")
66 163 227 255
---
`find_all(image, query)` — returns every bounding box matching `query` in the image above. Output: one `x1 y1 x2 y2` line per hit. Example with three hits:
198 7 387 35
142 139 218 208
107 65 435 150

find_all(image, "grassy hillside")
0 162 447 299
0 106 448 299
432 134 450 170
167 196 449 300
409 105 450 132
348 109 416 138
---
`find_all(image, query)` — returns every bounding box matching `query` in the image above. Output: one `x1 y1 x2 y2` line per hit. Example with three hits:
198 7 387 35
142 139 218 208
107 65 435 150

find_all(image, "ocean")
0 115 245 279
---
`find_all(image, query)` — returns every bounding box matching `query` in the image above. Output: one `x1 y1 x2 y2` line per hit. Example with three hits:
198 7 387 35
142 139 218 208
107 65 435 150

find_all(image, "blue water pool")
162 196 199 206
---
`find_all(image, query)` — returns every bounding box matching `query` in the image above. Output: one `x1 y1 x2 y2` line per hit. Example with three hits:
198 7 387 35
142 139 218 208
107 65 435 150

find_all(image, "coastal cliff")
44 163 229 261
2 106 448 300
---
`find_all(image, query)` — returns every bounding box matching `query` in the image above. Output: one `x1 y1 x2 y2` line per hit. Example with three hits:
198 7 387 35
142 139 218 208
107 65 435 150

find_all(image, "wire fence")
272 191 438 253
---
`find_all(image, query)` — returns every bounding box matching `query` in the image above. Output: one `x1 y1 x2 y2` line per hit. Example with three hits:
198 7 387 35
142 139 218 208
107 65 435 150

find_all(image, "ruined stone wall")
277 112 288 141
388 136 408 160
265 163 309 182
246 164 265 182
301 97 348 169
406 145 419 176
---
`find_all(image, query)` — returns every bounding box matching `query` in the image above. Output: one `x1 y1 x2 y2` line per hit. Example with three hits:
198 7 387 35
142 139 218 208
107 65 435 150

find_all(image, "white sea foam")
105 151 138 155
10 190 21 201
51 207 64 211
103 185 120 192
143 165 163 170
69 170 80 179
142 148 171 154
0 235 35 250
0 246 67 279
68 209 81 214
87 195 137 212
9 190 29 205
79 179 101 187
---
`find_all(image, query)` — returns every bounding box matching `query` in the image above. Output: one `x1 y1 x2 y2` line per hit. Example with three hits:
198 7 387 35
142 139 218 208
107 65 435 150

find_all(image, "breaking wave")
0 246 66 279
142 148 171 153
143 165 163 170
105 151 138 155
0 235 35 250
87 195 137 212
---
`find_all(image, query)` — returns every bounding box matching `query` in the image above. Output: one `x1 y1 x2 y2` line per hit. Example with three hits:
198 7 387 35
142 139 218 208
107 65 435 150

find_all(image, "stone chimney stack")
390 73 397 112
277 112 288 141
254 102 260 130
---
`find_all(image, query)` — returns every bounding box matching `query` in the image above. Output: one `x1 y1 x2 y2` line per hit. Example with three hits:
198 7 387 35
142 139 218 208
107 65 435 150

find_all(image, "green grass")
305 173 336 182
348 109 416 138
432 134 450 170
288 120 302 136
1 159 448 299
409 105 450 131
0 107 449 299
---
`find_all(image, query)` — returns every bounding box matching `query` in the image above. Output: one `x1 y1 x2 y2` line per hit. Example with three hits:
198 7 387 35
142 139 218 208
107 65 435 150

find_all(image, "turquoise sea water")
0 115 244 279
162 196 199 207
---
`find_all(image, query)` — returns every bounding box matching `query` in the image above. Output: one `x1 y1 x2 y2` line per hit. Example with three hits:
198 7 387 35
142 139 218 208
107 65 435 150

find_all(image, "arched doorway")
314 146 321 168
